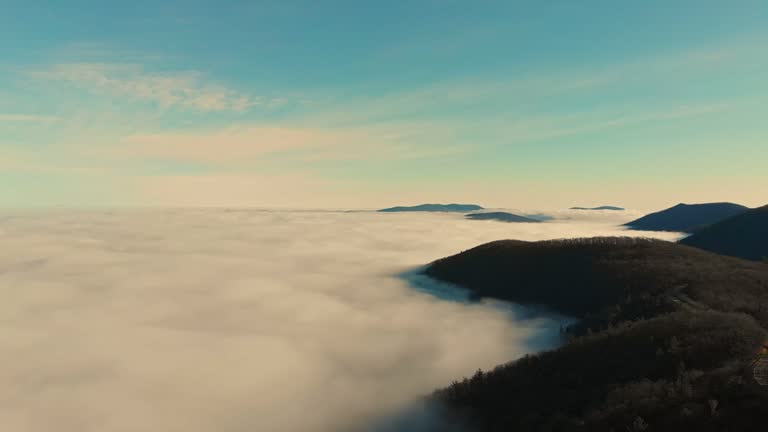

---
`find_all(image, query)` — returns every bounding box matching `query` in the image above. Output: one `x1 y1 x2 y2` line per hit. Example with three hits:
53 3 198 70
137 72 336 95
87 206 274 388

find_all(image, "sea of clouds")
0 208 681 431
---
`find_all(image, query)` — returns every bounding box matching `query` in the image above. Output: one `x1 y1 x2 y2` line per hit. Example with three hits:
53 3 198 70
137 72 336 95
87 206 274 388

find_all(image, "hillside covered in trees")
425 237 768 331
422 237 768 431
433 311 767 431
680 204 768 261
624 202 749 233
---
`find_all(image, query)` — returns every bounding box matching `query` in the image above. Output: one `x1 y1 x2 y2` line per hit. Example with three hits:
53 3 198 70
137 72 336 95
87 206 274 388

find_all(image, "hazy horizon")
0 202 758 216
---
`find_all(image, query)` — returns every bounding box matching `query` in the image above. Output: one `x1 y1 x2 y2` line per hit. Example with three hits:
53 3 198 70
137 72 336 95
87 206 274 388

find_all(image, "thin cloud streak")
488 103 734 144
297 39 761 127
107 123 466 165
28 63 267 112
0 114 59 122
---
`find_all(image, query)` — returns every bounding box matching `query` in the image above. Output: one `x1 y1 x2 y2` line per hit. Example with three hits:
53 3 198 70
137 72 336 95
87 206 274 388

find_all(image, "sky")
1 0 766 209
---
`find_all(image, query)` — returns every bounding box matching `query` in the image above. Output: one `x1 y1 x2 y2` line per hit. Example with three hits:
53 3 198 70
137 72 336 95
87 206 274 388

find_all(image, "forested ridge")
680 204 768 261
426 237 768 331
424 237 768 431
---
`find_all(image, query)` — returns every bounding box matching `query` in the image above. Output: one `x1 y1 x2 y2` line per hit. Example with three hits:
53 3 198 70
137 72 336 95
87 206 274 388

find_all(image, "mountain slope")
378 204 483 213
424 237 768 329
423 238 768 431
433 311 767 432
465 212 541 223
624 202 749 233
680 204 768 261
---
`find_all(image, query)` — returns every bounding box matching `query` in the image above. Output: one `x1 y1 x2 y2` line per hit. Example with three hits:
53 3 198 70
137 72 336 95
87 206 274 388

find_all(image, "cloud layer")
0 209 681 431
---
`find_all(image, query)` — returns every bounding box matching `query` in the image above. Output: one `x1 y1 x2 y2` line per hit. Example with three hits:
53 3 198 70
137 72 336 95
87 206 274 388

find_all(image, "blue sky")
1 0 766 209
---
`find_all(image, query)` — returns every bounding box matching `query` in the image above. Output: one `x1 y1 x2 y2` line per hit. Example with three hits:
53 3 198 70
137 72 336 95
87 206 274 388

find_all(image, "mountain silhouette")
378 203 483 213
624 202 749 233
465 212 541 223
679 204 768 261
570 205 624 211
524 213 555 221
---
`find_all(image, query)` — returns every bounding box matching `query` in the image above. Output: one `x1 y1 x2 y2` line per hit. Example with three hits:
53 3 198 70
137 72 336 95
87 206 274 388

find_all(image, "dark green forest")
434 312 767 431
423 236 768 431
425 237 768 332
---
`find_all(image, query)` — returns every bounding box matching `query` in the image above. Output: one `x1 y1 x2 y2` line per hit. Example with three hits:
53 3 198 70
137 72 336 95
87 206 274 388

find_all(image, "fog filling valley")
0 209 682 431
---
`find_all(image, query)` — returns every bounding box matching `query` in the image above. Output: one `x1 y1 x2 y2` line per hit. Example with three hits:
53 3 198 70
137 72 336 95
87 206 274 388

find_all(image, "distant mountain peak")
464 212 541 223
378 203 484 213
570 205 625 211
680 204 768 261
624 202 749 233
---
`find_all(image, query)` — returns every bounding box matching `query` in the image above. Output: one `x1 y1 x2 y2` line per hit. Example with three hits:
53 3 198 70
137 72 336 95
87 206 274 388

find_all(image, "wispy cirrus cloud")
28 63 268 112
108 123 466 165
486 103 734 144
0 114 59 122
300 37 764 128
88 101 726 172
119 126 352 162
